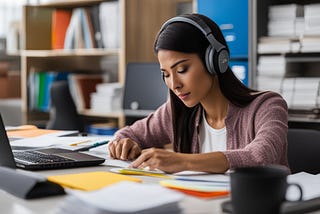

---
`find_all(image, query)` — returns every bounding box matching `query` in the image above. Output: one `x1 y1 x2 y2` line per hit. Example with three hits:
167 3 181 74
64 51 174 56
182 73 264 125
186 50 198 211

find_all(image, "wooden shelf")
21 49 119 57
39 0 105 8
21 0 194 128
80 109 124 118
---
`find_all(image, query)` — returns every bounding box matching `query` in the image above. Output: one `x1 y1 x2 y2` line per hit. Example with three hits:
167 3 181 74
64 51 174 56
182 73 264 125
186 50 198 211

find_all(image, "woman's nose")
168 75 182 90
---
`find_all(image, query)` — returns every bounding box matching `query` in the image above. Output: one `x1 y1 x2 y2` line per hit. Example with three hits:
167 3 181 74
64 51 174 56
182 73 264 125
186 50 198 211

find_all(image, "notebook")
0 114 105 170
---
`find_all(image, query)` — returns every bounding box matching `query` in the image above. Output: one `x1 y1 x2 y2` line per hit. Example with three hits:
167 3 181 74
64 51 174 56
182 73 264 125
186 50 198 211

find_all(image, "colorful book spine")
52 9 72 49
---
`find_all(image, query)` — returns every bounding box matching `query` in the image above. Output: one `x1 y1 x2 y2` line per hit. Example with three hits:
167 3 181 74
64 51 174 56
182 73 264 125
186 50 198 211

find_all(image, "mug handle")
287 183 303 201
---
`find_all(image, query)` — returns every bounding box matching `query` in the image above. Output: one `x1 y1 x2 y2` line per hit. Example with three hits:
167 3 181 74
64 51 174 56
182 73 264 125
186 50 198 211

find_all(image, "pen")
74 140 110 151
69 139 91 146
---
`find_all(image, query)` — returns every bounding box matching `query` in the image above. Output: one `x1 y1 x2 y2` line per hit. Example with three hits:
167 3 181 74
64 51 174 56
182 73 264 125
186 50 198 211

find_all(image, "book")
28 71 70 112
64 8 81 49
52 9 72 49
82 8 95 49
37 72 46 110
88 5 104 48
99 1 120 49
90 82 123 113
68 74 103 110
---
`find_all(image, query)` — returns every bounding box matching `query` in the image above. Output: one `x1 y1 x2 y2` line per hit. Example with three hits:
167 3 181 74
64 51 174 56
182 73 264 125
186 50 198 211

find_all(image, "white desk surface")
0 148 229 214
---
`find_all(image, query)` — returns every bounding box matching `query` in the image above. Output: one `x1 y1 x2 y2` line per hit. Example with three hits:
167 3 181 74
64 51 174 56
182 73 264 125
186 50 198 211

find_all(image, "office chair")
46 81 84 132
287 128 320 174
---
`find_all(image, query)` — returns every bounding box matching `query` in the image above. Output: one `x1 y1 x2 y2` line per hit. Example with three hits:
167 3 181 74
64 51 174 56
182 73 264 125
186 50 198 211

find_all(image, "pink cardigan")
114 91 289 169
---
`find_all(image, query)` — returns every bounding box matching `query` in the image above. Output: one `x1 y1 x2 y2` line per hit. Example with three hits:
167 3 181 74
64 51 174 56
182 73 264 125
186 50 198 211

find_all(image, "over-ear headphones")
158 15 229 75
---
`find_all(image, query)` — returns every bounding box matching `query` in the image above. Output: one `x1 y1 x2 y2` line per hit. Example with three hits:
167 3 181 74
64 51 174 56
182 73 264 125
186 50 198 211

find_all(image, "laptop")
0 114 105 170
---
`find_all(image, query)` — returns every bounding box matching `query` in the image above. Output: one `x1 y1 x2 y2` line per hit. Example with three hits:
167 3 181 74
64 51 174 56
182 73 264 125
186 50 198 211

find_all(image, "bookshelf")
21 0 193 128
252 0 320 129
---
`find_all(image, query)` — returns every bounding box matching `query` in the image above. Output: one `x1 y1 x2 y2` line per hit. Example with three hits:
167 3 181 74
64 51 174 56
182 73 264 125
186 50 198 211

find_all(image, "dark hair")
154 13 259 153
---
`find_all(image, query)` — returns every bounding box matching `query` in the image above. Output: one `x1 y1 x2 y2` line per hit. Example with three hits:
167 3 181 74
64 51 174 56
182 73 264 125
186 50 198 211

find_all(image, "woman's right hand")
108 138 141 160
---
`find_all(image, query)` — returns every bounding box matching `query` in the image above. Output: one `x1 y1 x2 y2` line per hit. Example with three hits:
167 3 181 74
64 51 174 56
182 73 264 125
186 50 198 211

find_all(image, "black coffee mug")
230 165 303 214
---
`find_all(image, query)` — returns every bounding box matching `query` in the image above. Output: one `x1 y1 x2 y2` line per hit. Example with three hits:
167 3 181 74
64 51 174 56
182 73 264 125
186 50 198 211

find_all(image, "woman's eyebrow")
170 59 189 69
161 59 190 71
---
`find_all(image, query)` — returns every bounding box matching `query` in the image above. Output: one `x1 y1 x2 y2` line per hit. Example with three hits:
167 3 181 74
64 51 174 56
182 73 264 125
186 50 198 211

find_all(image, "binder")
0 166 65 199
52 9 72 49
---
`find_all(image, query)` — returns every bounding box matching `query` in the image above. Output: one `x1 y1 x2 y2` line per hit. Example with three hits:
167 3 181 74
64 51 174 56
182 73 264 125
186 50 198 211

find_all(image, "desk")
0 148 229 214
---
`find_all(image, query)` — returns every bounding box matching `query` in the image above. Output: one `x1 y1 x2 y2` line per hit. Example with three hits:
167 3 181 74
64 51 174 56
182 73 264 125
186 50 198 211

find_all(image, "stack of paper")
281 78 295 107
257 55 286 77
268 4 304 37
160 173 230 199
110 168 230 199
256 55 286 93
304 4 320 36
55 182 183 214
257 36 301 54
10 135 110 151
280 77 320 109
291 78 320 108
90 82 123 113
301 36 320 52
160 180 229 199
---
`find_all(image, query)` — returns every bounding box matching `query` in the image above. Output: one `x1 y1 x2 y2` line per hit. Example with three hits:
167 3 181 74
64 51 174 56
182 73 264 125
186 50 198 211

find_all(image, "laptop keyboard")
13 151 74 164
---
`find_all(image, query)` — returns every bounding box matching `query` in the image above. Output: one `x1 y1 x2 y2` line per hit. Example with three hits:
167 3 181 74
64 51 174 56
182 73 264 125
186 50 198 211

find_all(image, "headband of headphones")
158 15 229 75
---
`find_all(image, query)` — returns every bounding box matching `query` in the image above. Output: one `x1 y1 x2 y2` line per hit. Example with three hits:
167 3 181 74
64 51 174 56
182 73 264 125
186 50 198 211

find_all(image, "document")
56 181 183 213
10 135 111 150
173 171 230 183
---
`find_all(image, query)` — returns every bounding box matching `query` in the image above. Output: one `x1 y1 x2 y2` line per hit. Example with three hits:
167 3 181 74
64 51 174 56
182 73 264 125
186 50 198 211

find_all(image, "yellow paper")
118 168 172 179
48 171 142 191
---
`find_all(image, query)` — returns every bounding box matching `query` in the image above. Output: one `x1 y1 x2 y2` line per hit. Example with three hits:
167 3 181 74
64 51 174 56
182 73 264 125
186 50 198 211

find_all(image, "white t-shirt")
198 113 227 153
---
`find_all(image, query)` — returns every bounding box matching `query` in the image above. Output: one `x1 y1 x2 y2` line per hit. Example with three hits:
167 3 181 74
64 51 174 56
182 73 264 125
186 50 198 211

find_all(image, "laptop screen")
0 114 17 168
123 63 168 113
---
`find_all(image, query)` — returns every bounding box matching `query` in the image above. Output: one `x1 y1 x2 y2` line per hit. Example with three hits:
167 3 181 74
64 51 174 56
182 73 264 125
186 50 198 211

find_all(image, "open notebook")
0 114 105 170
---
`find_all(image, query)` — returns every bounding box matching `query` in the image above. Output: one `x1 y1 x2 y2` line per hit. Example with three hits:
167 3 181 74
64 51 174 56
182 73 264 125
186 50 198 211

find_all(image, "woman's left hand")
129 148 187 174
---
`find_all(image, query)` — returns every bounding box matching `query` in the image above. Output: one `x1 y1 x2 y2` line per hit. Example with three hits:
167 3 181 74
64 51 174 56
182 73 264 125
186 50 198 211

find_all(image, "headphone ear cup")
217 49 229 74
205 46 215 75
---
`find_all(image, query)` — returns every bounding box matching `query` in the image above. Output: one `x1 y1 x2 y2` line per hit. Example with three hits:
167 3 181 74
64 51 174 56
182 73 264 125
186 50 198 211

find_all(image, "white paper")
104 159 131 168
10 135 111 149
69 182 183 213
174 171 230 184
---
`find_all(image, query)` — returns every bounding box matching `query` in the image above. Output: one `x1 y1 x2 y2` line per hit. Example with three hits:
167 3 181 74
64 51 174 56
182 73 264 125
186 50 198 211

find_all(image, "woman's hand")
130 148 187 174
108 138 141 160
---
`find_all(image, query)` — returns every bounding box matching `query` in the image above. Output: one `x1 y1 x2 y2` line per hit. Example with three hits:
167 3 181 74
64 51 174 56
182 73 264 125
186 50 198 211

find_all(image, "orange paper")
7 125 61 138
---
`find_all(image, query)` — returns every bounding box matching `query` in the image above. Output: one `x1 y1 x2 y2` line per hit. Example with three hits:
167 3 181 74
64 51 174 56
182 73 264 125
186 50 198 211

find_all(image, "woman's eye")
177 67 187 73
161 72 169 78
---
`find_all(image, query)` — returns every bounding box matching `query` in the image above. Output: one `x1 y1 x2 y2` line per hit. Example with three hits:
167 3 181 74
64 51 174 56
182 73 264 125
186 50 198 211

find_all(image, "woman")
108 13 289 174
